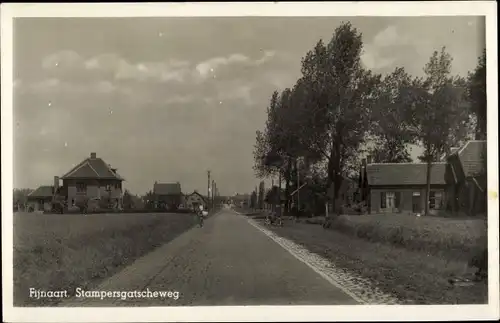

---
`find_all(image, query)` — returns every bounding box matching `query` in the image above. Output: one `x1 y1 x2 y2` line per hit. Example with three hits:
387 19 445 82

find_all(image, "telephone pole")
207 170 211 211
211 179 215 210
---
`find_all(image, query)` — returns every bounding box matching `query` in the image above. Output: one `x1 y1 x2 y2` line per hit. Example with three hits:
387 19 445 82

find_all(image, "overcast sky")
13 16 485 195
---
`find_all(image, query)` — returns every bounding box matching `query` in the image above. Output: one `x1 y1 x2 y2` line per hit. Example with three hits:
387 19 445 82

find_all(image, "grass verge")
260 220 487 304
301 214 486 263
14 212 196 306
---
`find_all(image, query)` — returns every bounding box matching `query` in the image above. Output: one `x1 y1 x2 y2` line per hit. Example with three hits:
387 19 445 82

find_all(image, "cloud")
361 25 407 70
195 53 250 78
27 78 113 94
255 50 276 65
42 50 83 70
194 50 278 81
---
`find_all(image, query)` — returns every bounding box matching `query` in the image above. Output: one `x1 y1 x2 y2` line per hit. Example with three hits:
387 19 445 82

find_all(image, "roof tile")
367 163 447 186
154 183 182 195
28 185 54 198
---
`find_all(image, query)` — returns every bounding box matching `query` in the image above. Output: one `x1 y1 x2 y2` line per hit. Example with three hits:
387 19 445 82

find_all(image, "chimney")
90 152 96 159
367 155 372 165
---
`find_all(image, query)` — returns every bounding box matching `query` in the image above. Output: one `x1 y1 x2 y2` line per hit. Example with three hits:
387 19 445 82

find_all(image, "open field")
13 212 196 306
253 215 488 304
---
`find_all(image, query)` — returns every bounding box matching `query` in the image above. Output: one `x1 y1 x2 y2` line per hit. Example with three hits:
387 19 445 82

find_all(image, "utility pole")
207 170 211 211
212 180 215 210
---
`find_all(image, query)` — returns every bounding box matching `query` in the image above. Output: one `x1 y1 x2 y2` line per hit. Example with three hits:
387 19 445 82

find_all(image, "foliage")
467 48 487 140
403 47 469 215
296 22 381 213
250 190 258 209
253 21 484 220
368 67 415 163
13 188 34 209
122 189 133 210
258 181 265 209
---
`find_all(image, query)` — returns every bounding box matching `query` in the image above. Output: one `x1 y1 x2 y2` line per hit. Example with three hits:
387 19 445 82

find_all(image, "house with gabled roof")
185 190 207 211
445 140 487 215
359 140 487 216
364 161 447 214
60 152 125 210
153 181 182 210
26 185 55 212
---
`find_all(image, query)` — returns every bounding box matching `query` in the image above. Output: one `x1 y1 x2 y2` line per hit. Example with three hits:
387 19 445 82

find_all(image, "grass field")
257 214 488 304
303 214 487 262
13 212 196 306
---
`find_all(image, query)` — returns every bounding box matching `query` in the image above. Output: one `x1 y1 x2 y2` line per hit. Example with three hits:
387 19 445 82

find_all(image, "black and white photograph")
1 2 498 322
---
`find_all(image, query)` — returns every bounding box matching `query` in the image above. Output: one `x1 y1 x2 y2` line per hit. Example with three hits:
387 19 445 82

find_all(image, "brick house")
364 161 447 214
60 152 125 210
359 140 487 216
153 182 182 210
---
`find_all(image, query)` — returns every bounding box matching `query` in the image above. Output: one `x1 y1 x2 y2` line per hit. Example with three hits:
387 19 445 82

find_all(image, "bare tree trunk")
278 171 282 217
424 159 432 216
284 158 291 216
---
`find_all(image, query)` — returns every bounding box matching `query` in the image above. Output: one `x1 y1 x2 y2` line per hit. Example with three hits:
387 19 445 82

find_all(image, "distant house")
445 140 487 216
26 185 55 212
60 152 125 210
185 191 207 211
153 182 182 210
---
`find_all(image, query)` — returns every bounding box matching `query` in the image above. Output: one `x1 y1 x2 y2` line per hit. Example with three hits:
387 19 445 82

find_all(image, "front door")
386 192 395 210
412 192 421 213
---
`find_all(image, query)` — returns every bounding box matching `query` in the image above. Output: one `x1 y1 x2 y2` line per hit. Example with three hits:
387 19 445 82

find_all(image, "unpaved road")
62 209 357 306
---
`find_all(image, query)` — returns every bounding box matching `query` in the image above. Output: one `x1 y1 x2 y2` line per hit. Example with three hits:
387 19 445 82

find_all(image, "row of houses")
278 140 486 216
151 182 207 211
23 152 209 213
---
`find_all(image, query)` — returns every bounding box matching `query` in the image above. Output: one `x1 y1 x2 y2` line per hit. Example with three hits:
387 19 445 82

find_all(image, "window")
429 191 443 210
429 191 436 209
115 183 121 189
76 182 86 193
386 192 395 208
105 184 112 192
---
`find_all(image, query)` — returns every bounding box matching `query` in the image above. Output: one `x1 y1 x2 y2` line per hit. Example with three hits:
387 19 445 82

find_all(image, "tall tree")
403 47 469 216
13 188 34 210
253 91 281 178
123 189 133 210
297 22 381 216
467 48 487 140
369 67 415 163
258 181 265 209
250 190 258 209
